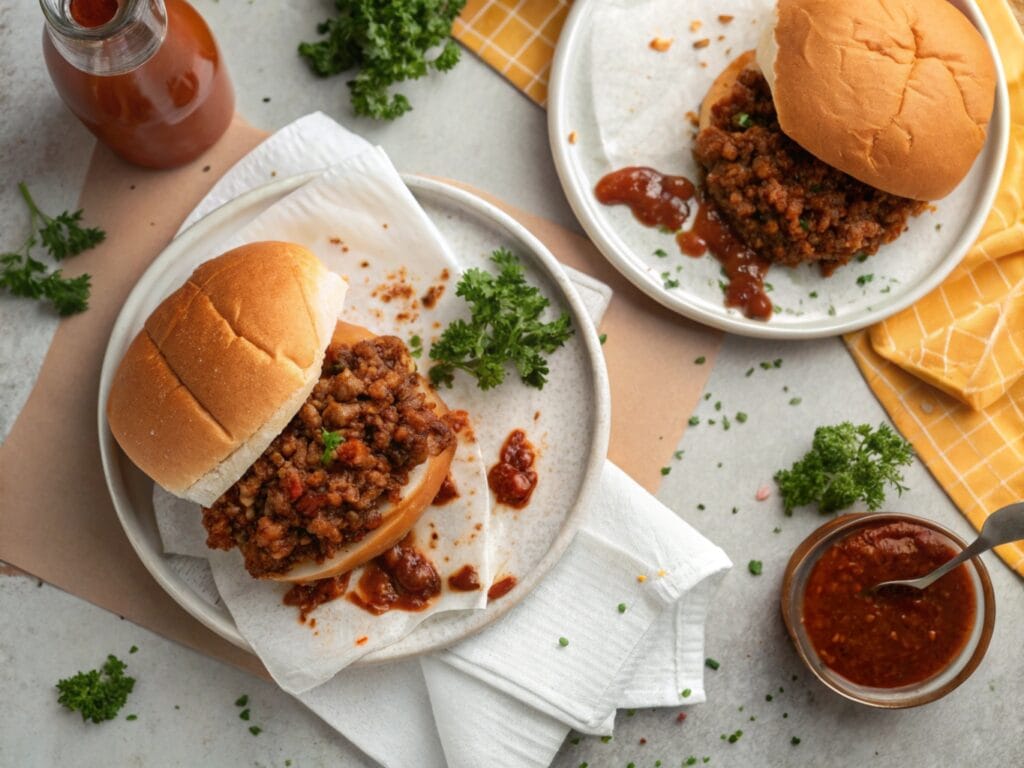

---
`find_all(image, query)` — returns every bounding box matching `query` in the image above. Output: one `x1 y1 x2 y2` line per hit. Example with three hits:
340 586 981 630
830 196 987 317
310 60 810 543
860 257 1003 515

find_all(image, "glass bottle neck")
40 0 167 76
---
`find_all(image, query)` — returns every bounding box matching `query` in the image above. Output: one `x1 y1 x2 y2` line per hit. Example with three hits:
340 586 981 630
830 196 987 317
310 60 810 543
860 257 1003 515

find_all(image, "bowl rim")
781 512 996 709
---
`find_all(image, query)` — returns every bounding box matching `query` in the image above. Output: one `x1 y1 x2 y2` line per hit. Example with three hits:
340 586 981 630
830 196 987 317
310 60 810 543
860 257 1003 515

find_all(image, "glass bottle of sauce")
40 0 235 169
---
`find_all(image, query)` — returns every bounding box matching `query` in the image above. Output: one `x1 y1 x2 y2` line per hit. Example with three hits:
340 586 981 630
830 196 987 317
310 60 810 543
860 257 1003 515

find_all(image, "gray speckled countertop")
1 2 1021 766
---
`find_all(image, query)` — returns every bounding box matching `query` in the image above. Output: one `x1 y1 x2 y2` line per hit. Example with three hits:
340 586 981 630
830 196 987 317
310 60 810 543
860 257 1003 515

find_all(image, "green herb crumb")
792 737 801 746
559 637 570 647
235 695 249 707
694 356 706 364
748 560 763 576
681 688 692 698
661 466 671 476
249 726 262 736
320 428 345 466
618 603 627 614
705 658 720 671
240 709 251 721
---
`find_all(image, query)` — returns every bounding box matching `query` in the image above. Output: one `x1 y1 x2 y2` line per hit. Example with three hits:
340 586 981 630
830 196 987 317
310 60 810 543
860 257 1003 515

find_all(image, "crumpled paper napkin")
160 112 732 768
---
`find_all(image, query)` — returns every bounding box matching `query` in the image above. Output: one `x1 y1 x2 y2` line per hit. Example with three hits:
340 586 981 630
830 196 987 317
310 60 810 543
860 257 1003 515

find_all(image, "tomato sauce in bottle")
41 0 234 169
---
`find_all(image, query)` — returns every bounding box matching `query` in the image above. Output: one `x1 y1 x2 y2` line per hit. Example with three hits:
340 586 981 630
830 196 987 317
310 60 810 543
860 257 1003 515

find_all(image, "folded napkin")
846 0 1024 575
161 112 731 768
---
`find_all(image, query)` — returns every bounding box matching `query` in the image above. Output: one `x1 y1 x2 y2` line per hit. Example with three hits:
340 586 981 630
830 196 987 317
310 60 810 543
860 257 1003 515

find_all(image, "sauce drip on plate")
487 575 518 602
487 430 538 507
448 565 482 592
348 535 441 615
595 166 772 320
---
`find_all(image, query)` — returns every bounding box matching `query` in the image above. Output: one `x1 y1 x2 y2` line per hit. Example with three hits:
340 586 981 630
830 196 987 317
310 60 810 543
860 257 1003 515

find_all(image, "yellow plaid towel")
453 1 571 105
456 0 1024 574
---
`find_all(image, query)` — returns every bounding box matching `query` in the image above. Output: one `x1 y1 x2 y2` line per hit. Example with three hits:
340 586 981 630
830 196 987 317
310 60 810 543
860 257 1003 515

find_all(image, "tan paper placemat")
0 117 720 673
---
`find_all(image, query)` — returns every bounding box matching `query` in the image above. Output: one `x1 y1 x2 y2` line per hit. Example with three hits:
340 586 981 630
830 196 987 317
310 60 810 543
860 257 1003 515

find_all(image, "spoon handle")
918 537 988 588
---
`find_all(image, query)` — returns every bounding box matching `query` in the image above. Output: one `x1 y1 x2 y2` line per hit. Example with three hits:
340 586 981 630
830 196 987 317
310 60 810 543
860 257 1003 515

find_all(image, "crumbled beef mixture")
203 336 454 578
694 69 927 269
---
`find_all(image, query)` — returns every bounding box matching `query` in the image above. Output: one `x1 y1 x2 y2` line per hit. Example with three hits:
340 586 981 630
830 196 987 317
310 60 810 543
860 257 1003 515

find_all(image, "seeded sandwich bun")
106 241 348 506
755 0 997 201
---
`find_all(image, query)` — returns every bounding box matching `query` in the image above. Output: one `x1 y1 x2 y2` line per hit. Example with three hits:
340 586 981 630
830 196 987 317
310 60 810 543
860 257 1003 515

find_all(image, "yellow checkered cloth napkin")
453 1 570 105
455 0 1024 573
846 0 1024 575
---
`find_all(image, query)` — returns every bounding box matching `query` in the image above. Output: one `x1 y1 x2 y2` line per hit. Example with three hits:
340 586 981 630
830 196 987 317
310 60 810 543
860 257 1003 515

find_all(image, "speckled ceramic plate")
98 174 610 664
548 0 1010 339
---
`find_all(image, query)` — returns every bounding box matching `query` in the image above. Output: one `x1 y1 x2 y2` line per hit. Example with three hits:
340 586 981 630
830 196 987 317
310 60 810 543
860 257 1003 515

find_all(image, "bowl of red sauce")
782 513 994 708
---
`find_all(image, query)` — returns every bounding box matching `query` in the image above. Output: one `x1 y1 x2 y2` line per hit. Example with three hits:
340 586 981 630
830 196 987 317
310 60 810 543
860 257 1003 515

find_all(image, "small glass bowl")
781 513 995 708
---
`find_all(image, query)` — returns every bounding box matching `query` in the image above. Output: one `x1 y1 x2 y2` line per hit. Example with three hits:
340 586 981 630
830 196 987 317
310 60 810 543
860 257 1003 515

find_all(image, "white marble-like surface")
1 1 1022 766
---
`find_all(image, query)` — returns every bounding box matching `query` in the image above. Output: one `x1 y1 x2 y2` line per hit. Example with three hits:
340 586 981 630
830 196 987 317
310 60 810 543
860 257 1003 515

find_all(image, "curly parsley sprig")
56 654 135 724
0 182 103 315
428 249 573 391
298 0 467 120
774 422 914 515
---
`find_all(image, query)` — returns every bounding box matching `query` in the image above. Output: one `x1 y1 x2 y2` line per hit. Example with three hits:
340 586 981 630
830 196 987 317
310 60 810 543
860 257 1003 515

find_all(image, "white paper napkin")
158 113 731 768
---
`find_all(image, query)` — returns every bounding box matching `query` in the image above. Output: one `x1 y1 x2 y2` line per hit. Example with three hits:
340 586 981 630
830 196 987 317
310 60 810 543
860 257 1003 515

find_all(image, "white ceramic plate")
98 174 610 663
548 0 1010 339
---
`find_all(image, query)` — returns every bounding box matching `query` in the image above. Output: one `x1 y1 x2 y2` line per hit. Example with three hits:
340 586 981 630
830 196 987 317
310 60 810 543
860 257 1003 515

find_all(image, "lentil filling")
202 336 454 578
695 69 928 270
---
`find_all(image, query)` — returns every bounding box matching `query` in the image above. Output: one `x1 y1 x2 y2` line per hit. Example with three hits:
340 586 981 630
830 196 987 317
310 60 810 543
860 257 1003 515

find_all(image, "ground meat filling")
694 69 927 269
202 336 454 578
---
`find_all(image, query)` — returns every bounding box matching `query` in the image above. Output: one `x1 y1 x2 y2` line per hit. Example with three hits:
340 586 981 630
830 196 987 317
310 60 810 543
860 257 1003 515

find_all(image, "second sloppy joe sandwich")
695 0 997 271
107 241 458 583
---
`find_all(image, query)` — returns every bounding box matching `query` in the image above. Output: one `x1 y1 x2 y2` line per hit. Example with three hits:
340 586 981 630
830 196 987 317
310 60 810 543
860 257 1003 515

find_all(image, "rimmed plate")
548 0 1010 339
98 174 610 663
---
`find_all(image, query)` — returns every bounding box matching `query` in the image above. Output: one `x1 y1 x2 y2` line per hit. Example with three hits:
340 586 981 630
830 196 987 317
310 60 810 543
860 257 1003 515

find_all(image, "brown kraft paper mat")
0 116 721 675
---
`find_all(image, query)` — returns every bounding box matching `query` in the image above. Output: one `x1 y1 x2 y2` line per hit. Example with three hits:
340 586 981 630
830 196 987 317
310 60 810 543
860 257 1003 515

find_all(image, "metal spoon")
871 501 1024 592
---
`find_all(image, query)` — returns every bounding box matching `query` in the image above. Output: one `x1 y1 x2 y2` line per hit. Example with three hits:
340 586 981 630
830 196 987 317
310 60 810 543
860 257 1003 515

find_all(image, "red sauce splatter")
69 0 119 27
282 572 351 624
348 535 441 615
448 565 482 592
432 474 460 506
488 430 538 507
595 165 772 321
802 521 976 688
422 284 445 309
355 635 368 646
594 166 695 230
487 575 518 601
676 203 773 320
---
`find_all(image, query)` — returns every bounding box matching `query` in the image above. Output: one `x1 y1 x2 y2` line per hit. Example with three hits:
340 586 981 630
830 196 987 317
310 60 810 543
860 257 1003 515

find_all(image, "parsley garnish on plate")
298 0 466 120
428 249 573 391
774 422 913 515
56 655 135 723
1 182 103 315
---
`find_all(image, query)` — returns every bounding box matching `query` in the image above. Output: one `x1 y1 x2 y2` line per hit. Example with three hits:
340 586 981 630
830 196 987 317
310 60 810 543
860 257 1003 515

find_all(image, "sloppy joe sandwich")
695 0 996 270
107 241 457 582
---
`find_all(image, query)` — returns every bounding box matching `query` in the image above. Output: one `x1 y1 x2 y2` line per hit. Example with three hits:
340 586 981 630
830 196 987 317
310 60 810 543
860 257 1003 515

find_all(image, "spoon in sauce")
870 502 1024 592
